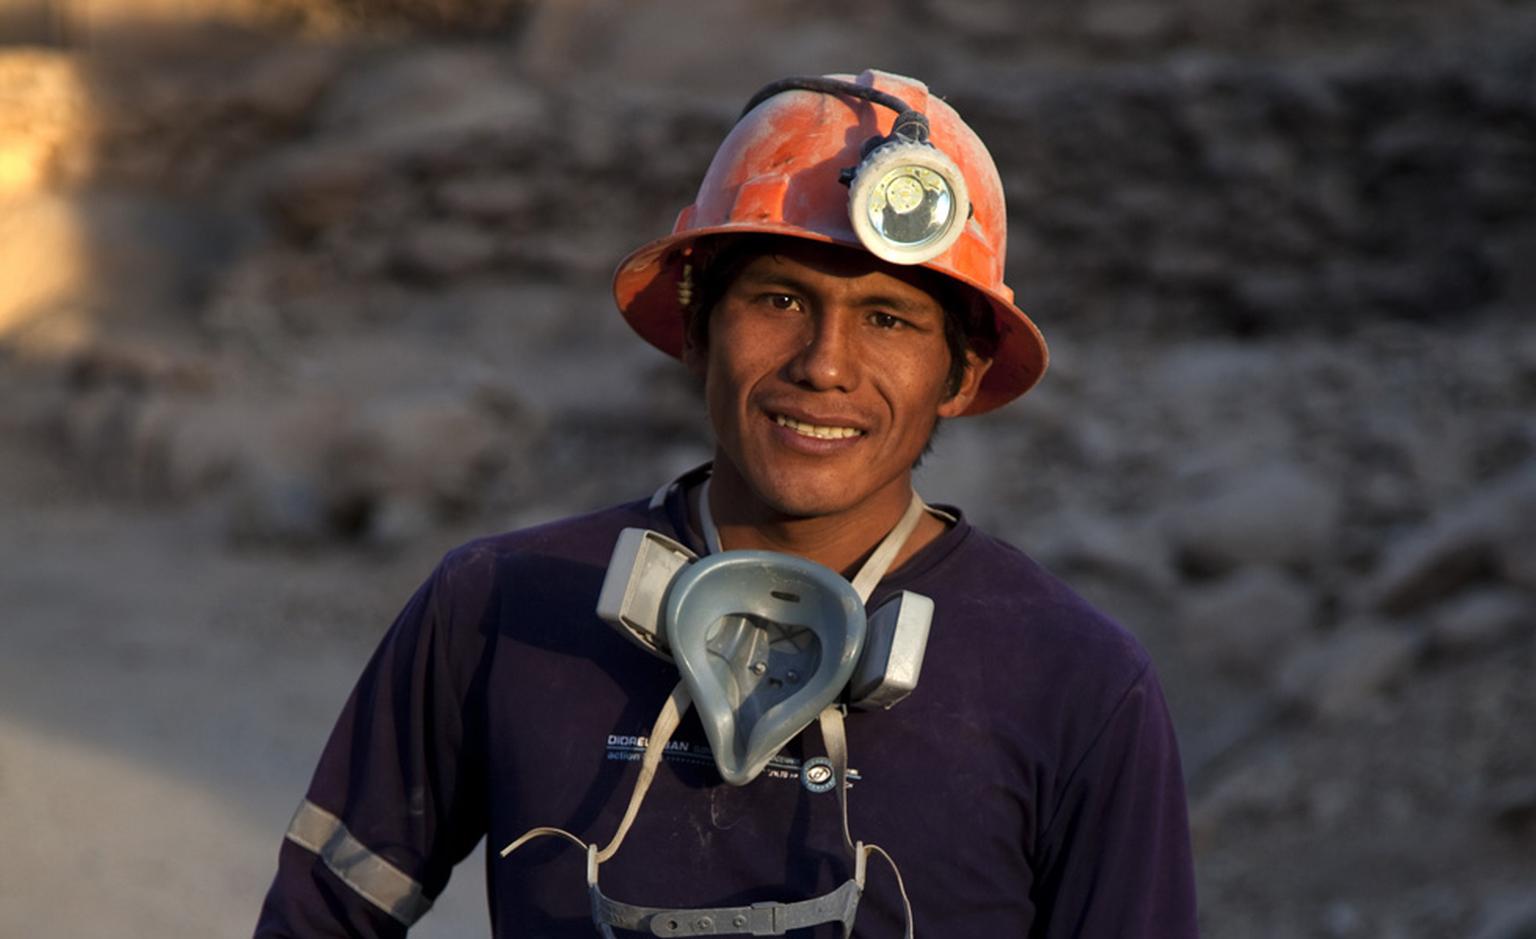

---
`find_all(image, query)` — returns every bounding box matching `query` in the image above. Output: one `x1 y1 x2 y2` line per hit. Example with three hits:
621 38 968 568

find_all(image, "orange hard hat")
612 69 1048 415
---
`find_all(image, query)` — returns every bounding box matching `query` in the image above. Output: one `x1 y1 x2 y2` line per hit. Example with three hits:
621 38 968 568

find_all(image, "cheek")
705 318 783 403
884 349 954 411
700 346 760 435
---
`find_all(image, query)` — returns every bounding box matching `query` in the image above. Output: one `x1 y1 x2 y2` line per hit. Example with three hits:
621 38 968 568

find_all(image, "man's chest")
479 632 1041 936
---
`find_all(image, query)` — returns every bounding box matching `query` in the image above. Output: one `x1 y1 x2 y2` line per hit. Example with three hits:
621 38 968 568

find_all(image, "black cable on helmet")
739 76 930 144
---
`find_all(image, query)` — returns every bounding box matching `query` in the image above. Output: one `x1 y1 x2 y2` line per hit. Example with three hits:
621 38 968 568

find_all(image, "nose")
785 311 859 392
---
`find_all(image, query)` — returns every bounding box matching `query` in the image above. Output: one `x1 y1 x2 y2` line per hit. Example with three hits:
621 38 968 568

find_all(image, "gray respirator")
597 527 933 785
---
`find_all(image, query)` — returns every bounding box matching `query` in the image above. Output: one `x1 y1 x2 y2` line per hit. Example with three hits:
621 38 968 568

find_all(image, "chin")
743 464 885 520
764 493 851 520
743 479 836 519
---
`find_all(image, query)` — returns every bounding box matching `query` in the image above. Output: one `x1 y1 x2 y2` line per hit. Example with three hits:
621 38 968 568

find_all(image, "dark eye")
765 293 801 311
869 311 904 330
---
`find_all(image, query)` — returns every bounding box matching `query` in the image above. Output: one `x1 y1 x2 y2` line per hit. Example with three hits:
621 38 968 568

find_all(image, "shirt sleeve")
1031 663 1201 938
254 552 494 938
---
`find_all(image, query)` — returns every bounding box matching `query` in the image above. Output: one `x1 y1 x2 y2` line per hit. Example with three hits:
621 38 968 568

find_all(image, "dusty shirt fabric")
255 481 1199 938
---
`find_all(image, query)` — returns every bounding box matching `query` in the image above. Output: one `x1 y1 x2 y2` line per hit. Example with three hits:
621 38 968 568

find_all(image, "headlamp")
848 137 969 266
737 77 973 267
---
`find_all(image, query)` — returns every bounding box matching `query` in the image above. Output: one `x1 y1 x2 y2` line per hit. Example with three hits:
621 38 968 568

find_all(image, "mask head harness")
503 473 933 937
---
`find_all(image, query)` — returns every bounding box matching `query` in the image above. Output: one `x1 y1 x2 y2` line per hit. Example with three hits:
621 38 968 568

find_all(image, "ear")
936 351 991 418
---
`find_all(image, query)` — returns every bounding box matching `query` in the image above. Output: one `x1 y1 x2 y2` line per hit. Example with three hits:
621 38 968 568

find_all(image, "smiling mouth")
774 414 865 441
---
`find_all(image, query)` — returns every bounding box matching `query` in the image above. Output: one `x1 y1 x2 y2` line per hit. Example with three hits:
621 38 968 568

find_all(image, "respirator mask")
502 477 936 937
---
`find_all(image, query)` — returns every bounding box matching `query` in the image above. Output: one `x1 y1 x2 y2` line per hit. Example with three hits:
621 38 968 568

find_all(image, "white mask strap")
820 704 915 938
500 680 693 865
697 476 725 554
697 477 928 603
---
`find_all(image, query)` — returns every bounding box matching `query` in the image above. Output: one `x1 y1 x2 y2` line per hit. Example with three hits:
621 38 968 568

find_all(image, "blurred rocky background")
1 0 1533 936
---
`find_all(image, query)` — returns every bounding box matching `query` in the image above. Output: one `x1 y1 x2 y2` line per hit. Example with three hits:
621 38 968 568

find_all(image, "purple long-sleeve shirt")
256 482 1198 937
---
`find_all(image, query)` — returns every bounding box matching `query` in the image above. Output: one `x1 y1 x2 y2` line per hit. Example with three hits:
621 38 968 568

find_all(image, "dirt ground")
0 414 491 935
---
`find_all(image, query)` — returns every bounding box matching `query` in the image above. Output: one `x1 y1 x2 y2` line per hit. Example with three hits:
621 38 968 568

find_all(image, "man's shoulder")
929 521 1155 688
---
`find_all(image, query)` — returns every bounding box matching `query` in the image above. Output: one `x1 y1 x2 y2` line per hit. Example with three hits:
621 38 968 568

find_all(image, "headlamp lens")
865 165 955 248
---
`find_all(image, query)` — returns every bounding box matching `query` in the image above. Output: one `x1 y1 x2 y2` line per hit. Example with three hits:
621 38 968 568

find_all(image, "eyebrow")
732 270 944 320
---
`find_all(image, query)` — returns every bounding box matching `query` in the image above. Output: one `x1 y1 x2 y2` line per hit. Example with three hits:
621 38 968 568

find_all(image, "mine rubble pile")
1 3 1533 936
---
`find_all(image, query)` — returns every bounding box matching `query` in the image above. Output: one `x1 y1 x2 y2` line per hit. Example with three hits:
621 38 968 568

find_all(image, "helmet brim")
612 224 1048 416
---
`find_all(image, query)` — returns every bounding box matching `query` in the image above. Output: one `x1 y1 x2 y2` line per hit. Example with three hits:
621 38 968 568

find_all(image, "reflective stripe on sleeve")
284 799 433 926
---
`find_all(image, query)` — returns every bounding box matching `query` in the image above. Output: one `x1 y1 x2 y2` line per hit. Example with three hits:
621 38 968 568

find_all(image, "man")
256 69 1198 937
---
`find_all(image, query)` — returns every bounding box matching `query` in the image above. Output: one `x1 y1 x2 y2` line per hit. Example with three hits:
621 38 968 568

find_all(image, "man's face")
686 239 990 524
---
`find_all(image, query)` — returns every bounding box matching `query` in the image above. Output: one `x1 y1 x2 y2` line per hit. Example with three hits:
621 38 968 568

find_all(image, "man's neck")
695 460 947 579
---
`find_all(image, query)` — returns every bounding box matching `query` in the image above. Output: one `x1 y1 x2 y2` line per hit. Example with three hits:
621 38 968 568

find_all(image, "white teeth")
775 414 863 440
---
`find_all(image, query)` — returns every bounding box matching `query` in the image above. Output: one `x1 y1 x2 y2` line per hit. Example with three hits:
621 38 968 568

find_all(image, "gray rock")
915 0 1018 37
1278 620 1424 721
368 497 435 548
392 222 499 281
1364 463 1536 615
1188 745 1300 846
362 396 506 516
1470 890 1536 939
156 399 262 497
213 391 509 547
314 48 544 160
1167 463 1342 575
1032 511 1175 594
263 147 382 237
1083 2 1179 48
1497 517 1536 593
224 462 332 545
435 175 536 223
1427 588 1535 655
222 44 343 126
1178 567 1315 680
218 398 361 544
1388 887 1472 939
212 389 515 547
1321 900 1366 938
1364 523 1495 616
1486 777 1536 834
56 386 138 482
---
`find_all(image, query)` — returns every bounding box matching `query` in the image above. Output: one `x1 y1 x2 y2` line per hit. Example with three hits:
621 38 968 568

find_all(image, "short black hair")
680 235 998 398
